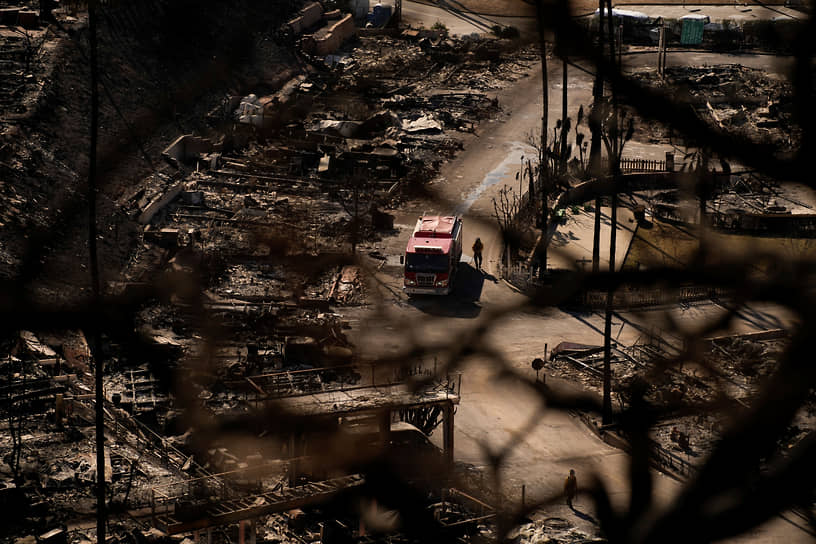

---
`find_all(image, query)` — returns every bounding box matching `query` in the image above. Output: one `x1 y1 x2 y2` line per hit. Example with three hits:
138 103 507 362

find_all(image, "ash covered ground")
1 0 815 543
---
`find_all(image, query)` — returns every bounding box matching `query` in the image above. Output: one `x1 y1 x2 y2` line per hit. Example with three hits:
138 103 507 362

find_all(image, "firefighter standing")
564 469 578 508
472 237 484 270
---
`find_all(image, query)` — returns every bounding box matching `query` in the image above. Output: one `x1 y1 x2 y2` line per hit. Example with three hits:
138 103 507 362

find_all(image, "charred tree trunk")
560 57 569 174
602 0 618 425
527 159 535 207
7 366 23 486
699 150 711 230
39 0 54 21
352 181 359 255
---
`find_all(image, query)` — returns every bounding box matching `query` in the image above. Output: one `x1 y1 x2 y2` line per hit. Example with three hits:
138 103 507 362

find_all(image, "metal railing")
651 441 698 479
603 157 668 173
241 364 365 399
238 361 461 402
150 461 290 515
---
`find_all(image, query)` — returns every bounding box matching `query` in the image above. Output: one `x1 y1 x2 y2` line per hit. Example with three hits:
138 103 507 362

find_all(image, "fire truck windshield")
405 253 449 272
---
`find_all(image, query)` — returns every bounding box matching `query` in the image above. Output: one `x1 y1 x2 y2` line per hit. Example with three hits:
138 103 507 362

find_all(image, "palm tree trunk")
590 0 605 273
535 0 549 279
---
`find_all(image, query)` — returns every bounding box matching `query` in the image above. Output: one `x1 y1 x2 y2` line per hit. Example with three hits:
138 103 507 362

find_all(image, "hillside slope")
0 0 304 305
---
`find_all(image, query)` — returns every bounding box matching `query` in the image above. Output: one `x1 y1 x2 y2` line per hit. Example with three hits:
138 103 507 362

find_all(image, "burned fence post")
442 401 455 465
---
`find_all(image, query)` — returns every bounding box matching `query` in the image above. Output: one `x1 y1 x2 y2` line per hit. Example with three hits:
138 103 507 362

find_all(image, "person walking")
472 237 484 270
564 469 578 508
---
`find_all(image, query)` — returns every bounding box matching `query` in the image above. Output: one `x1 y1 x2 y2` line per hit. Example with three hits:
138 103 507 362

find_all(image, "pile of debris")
329 265 364 305
546 341 640 392
0 1 583 540
111 30 541 334
508 517 606 544
636 65 799 153
0 330 204 541
544 331 814 475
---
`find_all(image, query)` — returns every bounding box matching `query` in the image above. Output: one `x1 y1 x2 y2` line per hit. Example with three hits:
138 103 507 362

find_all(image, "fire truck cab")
402 215 463 295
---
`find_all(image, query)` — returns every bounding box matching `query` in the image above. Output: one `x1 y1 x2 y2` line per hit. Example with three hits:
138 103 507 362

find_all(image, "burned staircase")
117 368 166 414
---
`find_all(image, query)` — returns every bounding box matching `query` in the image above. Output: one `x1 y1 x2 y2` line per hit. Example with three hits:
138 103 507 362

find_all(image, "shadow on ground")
407 264 490 318
571 506 598 525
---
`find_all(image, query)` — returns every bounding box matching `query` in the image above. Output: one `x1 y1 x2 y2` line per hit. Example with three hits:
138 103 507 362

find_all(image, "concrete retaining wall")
572 285 731 309
138 182 184 225
287 2 323 35
709 209 816 235
162 134 213 167
307 14 356 56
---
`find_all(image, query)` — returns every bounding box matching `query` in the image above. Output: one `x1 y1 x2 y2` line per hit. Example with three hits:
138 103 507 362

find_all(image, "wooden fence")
603 157 667 173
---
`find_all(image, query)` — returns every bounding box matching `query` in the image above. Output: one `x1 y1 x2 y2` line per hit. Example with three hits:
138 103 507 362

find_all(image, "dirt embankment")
0 0 303 303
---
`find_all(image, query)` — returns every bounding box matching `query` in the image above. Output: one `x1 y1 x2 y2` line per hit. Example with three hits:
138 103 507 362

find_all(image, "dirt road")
402 0 538 36
344 44 810 541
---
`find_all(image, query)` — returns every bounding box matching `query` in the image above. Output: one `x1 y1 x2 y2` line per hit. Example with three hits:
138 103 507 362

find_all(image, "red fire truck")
402 215 463 295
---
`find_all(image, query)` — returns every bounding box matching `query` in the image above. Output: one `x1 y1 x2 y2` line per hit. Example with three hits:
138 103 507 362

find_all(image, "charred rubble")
2 0 814 541
0 0 545 542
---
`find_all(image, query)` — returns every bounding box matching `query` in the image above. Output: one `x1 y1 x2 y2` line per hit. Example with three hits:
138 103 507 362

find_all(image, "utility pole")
602 180 617 425
657 24 666 77
88 1 106 542
590 0 605 273
602 0 619 425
